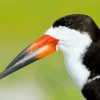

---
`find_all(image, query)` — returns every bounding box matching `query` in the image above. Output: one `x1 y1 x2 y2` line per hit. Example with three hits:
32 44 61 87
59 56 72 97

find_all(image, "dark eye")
68 22 73 26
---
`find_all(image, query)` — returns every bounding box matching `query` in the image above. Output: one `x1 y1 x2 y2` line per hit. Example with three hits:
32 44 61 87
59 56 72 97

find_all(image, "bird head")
0 14 99 79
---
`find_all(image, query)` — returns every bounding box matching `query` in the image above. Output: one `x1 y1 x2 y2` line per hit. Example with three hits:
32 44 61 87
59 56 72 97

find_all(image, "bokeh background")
0 0 100 100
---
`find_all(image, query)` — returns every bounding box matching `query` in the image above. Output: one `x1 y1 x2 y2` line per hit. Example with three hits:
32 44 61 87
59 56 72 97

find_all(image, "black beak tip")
0 68 15 80
0 71 7 79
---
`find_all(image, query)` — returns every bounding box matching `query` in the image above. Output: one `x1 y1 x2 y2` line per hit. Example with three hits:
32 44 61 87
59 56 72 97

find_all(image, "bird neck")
57 31 92 89
83 40 100 79
62 46 90 89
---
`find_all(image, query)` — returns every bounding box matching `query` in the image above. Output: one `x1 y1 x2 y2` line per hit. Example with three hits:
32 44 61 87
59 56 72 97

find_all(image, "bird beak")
0 35 58 79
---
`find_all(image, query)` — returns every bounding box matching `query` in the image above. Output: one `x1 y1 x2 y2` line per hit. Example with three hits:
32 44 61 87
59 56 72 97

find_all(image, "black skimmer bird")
0 14 100 100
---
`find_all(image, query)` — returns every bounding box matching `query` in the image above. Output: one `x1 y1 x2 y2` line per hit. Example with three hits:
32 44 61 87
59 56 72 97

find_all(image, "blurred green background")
0 0 100 100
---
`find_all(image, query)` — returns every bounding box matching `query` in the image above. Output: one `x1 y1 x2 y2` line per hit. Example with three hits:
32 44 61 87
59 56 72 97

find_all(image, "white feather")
45 26 92 89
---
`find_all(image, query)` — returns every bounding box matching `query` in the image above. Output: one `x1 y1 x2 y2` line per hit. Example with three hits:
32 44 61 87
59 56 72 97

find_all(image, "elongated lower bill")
0 35 58 79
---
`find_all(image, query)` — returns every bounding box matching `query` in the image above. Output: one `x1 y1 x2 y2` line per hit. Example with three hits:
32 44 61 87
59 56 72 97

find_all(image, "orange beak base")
0 35 58 79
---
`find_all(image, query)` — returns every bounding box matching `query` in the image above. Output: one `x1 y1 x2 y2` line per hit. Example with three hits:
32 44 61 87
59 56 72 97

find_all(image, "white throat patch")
45 26 92 89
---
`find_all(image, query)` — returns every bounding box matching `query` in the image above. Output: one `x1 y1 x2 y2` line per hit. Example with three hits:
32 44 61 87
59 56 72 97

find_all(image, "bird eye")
68 22 73 26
